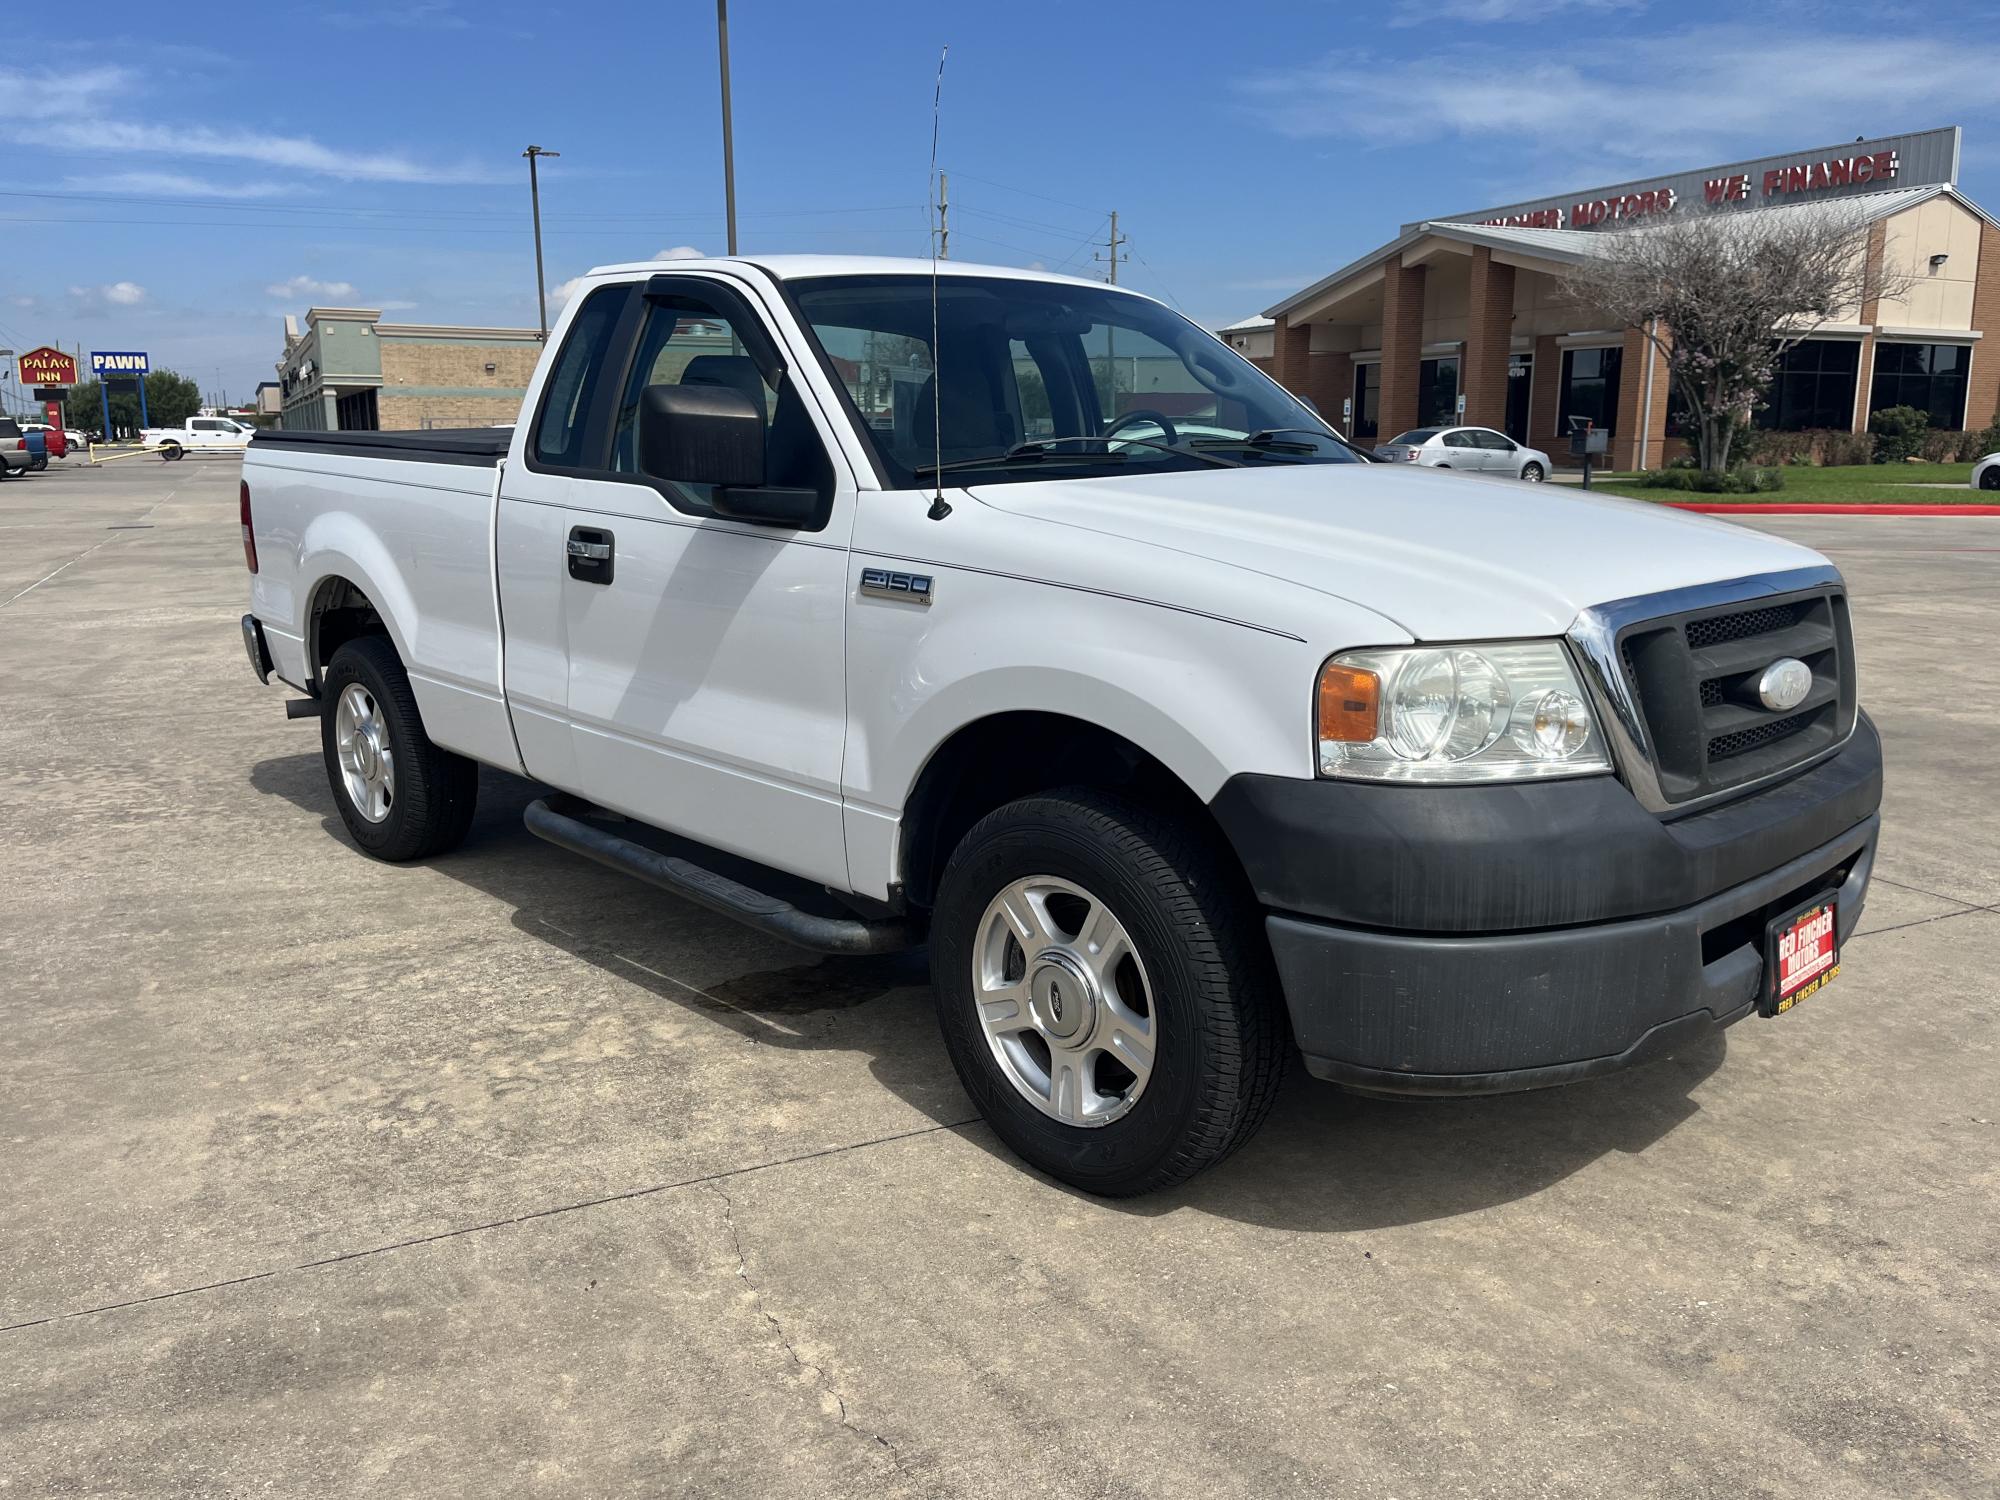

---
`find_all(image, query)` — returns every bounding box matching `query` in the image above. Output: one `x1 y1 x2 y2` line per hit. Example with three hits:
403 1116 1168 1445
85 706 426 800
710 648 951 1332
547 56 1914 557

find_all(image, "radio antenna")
926 44 952 521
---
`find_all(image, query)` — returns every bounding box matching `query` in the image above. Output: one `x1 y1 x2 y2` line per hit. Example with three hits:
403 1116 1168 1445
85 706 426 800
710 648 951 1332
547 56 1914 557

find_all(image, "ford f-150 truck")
240 256 1881 1194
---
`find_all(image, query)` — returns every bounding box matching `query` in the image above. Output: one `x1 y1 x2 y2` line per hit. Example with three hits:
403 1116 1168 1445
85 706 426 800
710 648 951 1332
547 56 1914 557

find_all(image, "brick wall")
1613 326 1672 469
1969 221 2000 431
1380 256 1426 439
379 338 541 391
1462 248 1514 429
376 394 524 431
1531 334 1563 450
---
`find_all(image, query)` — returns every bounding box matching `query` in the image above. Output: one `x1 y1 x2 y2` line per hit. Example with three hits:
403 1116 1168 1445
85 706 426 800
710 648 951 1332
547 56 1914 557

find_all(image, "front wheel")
1520 461 1545 482
930 789 1287 1196
1980 466 2000 492
320 636 478 861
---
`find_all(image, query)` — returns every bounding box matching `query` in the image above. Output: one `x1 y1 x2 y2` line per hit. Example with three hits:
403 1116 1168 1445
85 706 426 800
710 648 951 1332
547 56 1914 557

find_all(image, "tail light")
240 479 259 574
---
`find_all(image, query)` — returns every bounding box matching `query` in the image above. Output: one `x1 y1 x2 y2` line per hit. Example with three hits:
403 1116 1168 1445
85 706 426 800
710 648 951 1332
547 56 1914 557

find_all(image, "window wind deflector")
642 273 786 385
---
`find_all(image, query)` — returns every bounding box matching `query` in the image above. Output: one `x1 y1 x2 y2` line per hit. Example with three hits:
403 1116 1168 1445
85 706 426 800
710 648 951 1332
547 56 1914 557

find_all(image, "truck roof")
582 253 1126 293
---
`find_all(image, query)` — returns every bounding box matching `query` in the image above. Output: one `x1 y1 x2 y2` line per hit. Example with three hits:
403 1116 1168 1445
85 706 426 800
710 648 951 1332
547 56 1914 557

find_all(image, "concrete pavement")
1 460 1994 1497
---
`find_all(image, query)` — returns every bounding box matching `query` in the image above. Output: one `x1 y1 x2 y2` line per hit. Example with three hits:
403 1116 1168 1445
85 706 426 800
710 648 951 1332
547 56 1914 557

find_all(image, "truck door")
556 274 856 890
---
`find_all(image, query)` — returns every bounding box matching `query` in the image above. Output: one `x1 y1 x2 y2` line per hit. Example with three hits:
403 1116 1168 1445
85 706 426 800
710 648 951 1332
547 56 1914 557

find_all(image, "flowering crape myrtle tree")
1559 205 1907 472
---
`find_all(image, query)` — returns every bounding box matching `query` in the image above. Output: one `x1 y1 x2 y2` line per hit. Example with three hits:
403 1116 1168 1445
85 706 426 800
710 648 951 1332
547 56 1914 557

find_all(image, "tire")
1520 462 1545 483
929 787 1287 1196
1980 466 2000 492
319 636 478 861
29 454 46 472
160 442 182 462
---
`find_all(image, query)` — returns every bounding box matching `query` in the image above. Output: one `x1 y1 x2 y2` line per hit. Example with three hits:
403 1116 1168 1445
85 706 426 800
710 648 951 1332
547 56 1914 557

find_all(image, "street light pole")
716 0 738 256
523 144 560 337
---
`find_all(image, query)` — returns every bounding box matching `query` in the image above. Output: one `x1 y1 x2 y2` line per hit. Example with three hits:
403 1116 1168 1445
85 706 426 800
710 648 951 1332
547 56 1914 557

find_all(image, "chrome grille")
1569 569 1858 813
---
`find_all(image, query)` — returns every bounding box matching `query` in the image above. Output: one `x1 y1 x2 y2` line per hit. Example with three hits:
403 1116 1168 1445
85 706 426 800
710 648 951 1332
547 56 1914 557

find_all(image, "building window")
1418 357 1459 428
334 389 379 431
1351 361 1380 443
1559 346 1623 435
1869 342 1969 430
1756 339 1861 431
1505 353 1532 443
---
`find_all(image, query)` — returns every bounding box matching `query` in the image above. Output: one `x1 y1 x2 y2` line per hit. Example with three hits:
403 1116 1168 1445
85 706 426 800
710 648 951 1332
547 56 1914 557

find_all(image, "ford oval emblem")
1757 657 1813 713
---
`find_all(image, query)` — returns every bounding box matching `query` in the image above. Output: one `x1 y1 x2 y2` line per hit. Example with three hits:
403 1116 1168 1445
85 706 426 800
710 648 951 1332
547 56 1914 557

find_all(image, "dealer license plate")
1761 894 1839 1016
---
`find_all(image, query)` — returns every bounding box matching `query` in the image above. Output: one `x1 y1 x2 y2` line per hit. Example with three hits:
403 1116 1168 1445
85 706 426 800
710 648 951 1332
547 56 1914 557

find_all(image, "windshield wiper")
913 435 1240 478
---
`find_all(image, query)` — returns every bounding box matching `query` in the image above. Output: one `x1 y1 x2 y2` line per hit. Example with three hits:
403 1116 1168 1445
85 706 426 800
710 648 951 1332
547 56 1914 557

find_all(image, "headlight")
1316 642 1612 782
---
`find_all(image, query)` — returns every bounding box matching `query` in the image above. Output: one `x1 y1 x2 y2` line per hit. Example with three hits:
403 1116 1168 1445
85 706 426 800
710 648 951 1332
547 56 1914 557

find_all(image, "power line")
0 188 925 224
954 203 1100 239
1127 243 1184 311
938 168 1102 216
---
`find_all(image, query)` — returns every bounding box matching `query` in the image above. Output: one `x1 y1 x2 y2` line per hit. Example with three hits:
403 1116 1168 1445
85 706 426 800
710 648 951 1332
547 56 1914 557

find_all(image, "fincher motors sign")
1425 126 1961 235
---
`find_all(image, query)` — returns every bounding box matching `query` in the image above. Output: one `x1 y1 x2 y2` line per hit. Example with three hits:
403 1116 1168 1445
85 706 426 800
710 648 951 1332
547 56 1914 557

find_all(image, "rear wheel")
930 788 1287 1195
1520 461 1545 482
29 454 46 472
160 442 182 462
319 636 478 861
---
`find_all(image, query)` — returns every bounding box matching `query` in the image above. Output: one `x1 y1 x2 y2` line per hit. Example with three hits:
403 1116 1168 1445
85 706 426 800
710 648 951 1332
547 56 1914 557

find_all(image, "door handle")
567 526 614 584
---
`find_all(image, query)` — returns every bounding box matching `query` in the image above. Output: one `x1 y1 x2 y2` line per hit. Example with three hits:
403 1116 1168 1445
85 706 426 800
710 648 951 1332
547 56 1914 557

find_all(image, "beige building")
1250 127 1998 467
275 308 544 431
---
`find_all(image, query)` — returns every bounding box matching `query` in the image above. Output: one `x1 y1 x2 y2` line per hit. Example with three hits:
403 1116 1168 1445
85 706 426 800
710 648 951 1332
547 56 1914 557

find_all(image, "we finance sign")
91 350 150 376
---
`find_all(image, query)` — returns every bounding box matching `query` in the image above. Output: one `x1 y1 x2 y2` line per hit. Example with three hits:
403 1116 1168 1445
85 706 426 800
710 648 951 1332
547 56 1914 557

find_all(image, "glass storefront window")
1869 343 1969 430
1352 361 1380 443
1559 346 1622 434
1418 357 1459 428
1755 339 1861 431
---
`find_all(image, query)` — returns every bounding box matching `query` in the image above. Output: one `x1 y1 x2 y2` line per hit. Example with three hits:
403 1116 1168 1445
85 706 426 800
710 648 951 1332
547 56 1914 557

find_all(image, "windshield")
788 273 1364 485
1387 429 1438 445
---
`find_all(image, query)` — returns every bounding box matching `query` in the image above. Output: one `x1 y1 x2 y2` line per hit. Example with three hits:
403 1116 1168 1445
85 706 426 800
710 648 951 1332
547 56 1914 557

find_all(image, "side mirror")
636 382 819 529
639 382 766 488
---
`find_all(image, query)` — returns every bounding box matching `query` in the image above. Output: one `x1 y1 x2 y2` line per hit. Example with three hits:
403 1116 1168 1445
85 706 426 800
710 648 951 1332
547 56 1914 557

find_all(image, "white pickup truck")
240 255 1881 1194
146 414 256 458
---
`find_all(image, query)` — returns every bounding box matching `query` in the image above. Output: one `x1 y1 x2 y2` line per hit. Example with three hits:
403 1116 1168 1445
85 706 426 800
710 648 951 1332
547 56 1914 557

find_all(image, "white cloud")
1387 0 1640 24
654 246 704 260
67 281 148 313
549 275 587 305
266 275 358 300
379 300 420 311
0 64 496 185
76 171 304 199
1235 28 2000 172
327 1 469 28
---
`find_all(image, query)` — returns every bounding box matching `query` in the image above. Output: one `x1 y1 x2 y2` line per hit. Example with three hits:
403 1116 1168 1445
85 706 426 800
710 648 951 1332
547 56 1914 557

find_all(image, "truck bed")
249 427 511 466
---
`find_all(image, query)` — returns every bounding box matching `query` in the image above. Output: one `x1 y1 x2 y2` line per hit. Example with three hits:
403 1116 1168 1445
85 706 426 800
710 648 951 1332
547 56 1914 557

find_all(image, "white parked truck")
146 414 256 458
240 256 1881 1194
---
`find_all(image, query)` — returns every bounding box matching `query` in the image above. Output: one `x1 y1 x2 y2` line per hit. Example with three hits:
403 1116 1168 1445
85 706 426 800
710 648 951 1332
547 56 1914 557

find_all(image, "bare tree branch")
1558 205 1912 471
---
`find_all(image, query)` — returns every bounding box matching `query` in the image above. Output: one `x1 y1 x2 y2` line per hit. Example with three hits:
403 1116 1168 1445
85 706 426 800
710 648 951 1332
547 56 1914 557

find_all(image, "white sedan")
1375 425 1551 482
1973 452 1999 492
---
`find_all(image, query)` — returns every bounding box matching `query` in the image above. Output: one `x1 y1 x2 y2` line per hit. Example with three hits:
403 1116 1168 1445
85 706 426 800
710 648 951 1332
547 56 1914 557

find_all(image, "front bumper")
1213 716 1882 1095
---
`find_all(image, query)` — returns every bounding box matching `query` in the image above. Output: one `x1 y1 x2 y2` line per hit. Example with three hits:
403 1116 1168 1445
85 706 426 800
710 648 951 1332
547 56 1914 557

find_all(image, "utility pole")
1095 210 1127 283
937 171 949 259
523 144 560 338
716 0 738 255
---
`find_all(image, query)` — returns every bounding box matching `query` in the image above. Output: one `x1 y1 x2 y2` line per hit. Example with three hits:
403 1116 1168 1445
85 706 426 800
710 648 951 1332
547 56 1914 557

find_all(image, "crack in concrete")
708 1180 903 1473
0 1117 981 1335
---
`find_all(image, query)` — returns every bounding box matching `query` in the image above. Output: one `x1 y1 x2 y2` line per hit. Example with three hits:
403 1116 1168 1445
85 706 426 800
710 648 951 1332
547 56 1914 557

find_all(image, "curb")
1663 502 2000 516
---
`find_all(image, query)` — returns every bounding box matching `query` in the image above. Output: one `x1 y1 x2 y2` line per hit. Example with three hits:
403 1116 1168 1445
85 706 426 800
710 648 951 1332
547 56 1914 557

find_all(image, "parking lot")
2 457 1994 1497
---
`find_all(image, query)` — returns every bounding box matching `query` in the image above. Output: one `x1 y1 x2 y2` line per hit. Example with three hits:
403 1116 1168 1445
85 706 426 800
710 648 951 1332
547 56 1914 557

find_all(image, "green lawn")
1588 462 1986 504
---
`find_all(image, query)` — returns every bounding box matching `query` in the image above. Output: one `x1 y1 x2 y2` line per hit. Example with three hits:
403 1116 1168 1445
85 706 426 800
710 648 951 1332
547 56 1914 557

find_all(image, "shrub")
1868 405 1930 463
1918 428 1965 464
1823 430 1877 466
1959 424 2000 461
1631 465 1785 494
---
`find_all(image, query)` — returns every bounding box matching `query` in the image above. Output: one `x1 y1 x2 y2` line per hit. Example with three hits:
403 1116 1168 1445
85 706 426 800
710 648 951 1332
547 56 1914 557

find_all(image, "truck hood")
970 464 1832 641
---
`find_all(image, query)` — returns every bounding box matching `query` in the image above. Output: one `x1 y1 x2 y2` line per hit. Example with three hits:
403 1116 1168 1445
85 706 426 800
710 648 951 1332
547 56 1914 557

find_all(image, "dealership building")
1252 127 1998 467
275 308 544 431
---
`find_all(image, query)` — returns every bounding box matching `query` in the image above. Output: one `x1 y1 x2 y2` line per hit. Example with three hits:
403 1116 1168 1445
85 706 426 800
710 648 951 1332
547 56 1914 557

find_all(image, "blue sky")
4 0 1999 407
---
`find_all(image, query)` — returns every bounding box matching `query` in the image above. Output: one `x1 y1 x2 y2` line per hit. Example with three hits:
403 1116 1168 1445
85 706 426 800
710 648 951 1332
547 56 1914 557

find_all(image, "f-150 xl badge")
860 567 934 604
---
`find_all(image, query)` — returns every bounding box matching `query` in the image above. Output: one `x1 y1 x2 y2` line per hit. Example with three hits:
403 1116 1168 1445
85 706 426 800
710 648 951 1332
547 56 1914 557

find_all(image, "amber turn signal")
1317 663 1380 744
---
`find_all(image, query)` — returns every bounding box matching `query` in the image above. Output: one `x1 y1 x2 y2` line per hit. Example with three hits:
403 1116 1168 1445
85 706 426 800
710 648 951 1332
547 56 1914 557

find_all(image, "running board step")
523 796 918 956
